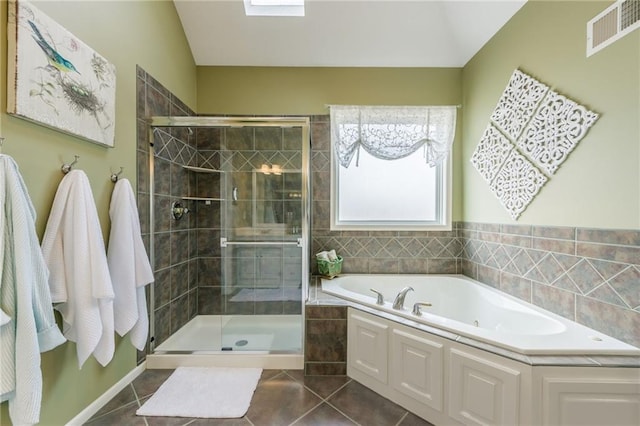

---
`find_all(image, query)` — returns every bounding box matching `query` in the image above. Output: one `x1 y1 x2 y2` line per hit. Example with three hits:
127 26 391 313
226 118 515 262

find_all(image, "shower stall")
144 116 310 369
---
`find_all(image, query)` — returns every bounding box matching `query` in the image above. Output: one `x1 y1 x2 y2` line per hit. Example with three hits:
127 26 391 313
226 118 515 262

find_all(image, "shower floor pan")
147 315 303 370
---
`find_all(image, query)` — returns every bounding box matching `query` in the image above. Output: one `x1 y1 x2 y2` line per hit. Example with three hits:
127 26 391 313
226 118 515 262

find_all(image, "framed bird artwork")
7 0 117 147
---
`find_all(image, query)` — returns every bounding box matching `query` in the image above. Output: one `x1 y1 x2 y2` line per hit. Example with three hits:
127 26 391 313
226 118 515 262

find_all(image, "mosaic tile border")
459 222 640 348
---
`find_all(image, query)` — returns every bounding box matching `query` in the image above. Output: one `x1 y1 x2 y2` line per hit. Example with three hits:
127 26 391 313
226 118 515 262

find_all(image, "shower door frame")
147 115 311 354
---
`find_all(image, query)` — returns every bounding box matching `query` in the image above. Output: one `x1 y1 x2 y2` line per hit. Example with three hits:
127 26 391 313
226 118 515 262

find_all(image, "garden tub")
321 274 640 356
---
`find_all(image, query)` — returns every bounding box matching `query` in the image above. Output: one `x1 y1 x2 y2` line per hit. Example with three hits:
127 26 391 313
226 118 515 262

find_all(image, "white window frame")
330 131 452 232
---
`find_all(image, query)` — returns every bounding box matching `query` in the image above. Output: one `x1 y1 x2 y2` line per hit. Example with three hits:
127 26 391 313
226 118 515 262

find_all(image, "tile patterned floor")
85 369 435 426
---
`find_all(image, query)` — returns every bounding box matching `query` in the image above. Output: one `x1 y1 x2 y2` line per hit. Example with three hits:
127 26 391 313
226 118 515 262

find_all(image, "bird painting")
28 20 80 74
9 0 116 147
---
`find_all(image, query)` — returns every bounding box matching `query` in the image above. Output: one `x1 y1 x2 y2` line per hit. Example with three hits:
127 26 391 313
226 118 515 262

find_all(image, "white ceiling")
173 0 527 68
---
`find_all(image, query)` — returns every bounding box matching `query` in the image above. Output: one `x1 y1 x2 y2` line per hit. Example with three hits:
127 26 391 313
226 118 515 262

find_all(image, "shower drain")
235 339 249 347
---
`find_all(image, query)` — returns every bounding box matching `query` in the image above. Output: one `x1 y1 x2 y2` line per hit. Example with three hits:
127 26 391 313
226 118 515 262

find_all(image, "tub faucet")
392 286 414 310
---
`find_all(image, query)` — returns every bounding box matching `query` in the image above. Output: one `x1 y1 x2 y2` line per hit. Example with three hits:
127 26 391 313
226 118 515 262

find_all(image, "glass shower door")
220 122 308 353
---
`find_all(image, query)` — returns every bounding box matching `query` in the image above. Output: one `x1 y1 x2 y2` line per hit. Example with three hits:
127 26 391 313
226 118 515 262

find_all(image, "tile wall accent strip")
460 221 640 348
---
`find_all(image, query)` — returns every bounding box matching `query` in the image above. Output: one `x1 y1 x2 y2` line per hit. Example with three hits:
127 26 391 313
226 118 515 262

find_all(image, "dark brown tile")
305 320 347 362
311 122 330 151
328 381 408 426
245 374 322 426
85 400 145 425
398 411 436 425
89 385 137 420
198 286 222 315
304 363 347 376
286 371 351 399
188 418 252 425
293 402 356 425
306 306 347 319
154 268 172 308
259 369 285 383
131 369 174 399
153 305 171 346
144 414 193 425
154 234 171 270
170 294 190 332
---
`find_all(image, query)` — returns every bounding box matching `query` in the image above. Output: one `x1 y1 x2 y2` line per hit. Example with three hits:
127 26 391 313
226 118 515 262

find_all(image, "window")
243 0 304 17
330 105 456 231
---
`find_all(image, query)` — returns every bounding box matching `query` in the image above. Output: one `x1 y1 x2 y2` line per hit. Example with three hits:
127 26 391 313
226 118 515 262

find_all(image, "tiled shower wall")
197 125 304 316
136 67 199 350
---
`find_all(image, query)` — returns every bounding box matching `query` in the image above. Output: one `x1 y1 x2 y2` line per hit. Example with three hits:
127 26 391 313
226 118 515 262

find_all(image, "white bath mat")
136 367 262 418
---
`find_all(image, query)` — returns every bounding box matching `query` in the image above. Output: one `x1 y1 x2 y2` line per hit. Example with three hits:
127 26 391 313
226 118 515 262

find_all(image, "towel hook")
110 166 124 182
61 155 80 174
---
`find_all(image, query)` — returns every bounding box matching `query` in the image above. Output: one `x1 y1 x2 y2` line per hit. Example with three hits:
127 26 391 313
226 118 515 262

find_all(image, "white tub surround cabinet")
347 308 640 426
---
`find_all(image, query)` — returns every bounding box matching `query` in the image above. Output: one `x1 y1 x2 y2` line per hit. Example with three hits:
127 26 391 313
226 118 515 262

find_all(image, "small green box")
317 256 343 278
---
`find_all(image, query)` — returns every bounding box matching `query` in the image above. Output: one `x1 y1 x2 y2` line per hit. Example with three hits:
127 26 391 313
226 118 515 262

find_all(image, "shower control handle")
232 187 238 202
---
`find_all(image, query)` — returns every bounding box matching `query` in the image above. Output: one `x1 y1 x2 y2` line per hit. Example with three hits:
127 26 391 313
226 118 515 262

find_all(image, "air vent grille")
587 0 640 57
592 8 618 48
621 0 640 30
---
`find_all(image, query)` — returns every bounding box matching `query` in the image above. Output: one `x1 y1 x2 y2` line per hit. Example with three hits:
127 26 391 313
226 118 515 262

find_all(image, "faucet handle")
370 288 384 305
412 302 432 316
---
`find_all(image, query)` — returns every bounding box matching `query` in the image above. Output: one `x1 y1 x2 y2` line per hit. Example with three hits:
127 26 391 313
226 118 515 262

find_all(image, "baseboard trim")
65 362 146 425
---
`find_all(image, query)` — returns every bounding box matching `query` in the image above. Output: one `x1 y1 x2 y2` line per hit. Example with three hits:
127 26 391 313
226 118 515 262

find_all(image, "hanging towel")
0 155 66 426
107 178 154 350
41 169 114 368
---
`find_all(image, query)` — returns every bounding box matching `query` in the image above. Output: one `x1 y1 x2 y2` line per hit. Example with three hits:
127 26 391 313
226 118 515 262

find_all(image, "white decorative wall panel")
490 151 548 220
490 69 549 141
471 124 514 183
518 90 600 175
472 68 599 220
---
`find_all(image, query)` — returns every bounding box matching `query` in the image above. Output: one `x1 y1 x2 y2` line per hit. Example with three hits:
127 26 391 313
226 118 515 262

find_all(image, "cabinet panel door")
542 377 640 426
348 311 389 384
449 348 521 425
391 328 444 412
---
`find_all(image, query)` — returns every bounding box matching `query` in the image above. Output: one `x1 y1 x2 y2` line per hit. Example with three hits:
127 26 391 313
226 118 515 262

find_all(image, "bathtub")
321 274 640 356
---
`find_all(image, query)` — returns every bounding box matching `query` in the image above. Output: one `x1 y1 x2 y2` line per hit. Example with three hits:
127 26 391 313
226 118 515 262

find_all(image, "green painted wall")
462 0 640 228
0 1 196 424
197 66 464 220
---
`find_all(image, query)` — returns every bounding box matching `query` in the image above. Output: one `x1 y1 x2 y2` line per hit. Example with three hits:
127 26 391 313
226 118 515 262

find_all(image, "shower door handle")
232 187 238 202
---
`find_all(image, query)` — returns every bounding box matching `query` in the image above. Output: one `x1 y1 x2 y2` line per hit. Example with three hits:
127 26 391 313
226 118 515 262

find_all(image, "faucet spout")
392 286 414 310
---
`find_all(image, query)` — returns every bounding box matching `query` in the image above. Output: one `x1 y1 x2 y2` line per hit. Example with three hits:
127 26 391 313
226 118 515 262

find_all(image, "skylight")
243 0 305 17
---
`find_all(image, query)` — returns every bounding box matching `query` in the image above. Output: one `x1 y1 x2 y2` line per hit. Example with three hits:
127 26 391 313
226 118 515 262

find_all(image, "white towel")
0 155 66 425
41 170 114 368
107 178 154 350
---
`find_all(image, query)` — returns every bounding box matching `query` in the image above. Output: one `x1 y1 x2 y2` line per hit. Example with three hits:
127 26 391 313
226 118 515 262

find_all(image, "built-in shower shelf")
182 165 223 173
182 196 224 202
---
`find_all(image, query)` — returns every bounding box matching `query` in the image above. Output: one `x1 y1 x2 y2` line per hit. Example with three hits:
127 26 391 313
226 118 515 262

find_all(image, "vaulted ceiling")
173 0 527 68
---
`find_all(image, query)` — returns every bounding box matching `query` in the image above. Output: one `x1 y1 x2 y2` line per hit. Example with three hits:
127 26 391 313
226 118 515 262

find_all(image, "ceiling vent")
587 0 640 56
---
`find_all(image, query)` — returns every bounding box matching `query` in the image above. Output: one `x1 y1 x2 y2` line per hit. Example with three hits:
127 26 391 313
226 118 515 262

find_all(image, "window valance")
329 105 457 168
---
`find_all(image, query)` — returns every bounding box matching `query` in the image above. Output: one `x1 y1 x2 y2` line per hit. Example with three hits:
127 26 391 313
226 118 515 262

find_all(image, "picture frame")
7 0 117 147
